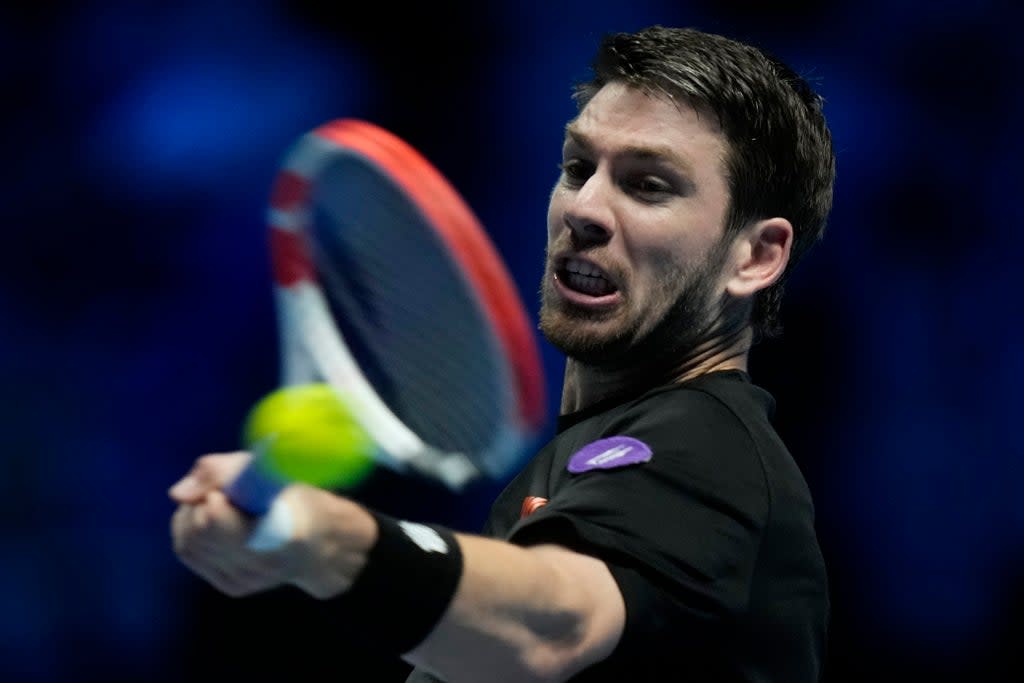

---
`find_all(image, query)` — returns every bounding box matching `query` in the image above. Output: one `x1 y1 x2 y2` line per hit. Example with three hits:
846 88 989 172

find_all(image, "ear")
723 217 793 298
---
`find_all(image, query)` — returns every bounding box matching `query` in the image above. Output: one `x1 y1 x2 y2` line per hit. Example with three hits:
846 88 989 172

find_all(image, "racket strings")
307 159 510 459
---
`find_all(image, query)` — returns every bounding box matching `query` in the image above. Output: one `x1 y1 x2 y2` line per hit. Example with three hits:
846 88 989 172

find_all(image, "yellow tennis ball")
242 383 376 490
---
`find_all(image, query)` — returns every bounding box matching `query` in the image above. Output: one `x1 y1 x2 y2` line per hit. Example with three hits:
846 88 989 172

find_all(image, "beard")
538 238 733 372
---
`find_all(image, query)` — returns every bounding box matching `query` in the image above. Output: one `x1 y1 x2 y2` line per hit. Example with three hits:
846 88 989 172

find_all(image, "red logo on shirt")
520 496 548 518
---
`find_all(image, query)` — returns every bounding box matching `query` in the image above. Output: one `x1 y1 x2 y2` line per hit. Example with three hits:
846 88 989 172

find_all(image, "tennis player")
171 25 835 682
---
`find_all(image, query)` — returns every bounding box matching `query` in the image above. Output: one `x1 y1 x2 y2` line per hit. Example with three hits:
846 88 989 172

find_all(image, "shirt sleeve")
505 390 771 671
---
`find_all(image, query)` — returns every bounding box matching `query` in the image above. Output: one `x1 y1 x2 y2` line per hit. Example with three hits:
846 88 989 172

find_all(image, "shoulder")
605 373 769 485
614 370 810 504
525 374 775 549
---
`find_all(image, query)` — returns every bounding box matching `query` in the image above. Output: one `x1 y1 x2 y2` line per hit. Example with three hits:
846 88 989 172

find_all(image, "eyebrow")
563 123 696 175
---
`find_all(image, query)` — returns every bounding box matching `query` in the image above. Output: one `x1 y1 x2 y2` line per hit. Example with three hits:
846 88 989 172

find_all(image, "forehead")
566 82 727 171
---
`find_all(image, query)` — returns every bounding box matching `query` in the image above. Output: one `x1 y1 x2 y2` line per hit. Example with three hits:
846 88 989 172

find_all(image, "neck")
559 324 752 415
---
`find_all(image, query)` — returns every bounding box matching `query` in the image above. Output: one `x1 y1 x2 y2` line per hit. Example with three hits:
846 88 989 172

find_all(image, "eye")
626 175 673 200
558 159 593 187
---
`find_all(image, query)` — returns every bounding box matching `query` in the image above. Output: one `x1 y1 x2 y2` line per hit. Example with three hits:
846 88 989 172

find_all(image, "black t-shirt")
407 370 828 682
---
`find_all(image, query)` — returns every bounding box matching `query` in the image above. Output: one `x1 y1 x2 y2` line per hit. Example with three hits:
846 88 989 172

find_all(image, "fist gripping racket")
225 119 547 519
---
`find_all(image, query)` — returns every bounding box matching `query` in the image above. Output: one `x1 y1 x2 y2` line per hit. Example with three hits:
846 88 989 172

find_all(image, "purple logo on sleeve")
567 436 652 473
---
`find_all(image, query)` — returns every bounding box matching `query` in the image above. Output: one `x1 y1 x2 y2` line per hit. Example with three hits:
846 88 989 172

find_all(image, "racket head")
265 119 546 488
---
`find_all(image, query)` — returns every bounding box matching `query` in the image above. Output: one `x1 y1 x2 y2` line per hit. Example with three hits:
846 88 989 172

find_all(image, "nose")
562 174 613 249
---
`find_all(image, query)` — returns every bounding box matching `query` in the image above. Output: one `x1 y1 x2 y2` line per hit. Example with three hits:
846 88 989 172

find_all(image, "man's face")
539 82 734 368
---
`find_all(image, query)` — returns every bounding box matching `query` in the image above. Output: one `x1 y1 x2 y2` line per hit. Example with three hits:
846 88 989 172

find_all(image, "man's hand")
169 451 377 598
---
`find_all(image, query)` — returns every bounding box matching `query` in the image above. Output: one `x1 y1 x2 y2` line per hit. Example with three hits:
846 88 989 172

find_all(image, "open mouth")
556 257 618 297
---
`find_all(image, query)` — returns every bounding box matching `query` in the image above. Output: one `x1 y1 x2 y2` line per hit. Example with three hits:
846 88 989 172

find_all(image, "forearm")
293 500 623 681
403 536 624 683
292 499 618 679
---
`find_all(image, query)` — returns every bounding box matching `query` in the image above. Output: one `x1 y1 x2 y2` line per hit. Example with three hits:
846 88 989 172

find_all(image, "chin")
539 305 637 367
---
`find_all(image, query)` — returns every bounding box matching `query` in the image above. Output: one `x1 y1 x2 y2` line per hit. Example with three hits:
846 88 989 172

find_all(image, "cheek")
626 244 696 308
628 215 721 276
546 189 564 240
628 240 690 284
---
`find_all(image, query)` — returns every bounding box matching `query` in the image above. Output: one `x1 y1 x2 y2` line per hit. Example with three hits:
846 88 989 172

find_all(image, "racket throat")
403 448 480 491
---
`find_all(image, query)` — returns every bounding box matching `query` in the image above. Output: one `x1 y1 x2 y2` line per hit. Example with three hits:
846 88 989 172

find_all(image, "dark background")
2 1 1022 681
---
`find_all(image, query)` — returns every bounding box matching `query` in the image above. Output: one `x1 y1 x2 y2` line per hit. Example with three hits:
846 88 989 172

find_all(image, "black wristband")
331 510 464 655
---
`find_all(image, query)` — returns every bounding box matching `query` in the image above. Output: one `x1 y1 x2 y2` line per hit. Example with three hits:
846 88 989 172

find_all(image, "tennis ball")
242 383 376 490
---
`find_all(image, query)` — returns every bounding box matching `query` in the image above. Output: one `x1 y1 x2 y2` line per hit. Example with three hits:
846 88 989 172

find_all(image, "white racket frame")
269 131 527 491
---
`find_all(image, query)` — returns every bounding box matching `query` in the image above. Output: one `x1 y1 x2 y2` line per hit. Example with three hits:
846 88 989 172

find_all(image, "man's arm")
169 452 625 683
404 536 624 682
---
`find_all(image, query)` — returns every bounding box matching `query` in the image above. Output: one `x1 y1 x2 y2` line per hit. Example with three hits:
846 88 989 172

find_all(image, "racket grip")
223 453 286 517
406 448 481 491
221 453 297 552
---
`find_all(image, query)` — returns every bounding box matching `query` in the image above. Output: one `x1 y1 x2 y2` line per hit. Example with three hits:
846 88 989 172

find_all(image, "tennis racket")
224 118 547 520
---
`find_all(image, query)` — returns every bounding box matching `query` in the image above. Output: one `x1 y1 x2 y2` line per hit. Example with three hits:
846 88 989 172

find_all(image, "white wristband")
246 496 295 551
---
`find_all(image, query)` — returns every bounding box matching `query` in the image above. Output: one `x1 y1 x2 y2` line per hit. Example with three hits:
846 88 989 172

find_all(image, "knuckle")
194 454 218 473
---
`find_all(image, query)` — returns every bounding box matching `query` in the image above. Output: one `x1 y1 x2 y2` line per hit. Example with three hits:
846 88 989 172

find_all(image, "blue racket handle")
221 452 298 552
223 453 286 516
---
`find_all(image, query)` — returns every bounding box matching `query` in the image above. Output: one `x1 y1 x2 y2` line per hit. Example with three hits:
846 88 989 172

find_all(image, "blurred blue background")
2 1 1022 680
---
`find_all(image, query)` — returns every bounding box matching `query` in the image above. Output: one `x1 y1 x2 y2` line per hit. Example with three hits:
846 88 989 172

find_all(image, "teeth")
559 257 615 296
566 258 603 278
566 272 613 296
